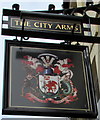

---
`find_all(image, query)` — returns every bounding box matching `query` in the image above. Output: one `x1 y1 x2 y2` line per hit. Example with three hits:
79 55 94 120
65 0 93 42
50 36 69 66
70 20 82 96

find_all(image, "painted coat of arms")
21 53 78 104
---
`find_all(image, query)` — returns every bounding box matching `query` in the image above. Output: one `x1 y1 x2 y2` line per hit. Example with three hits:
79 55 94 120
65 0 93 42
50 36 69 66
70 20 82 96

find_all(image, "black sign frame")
2 40 98 118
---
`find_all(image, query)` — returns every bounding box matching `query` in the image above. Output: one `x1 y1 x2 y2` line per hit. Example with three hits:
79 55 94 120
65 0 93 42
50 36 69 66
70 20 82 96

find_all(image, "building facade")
70 0 100 119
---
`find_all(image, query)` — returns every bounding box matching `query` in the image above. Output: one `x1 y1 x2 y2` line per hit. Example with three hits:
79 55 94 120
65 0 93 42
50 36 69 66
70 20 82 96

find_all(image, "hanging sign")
2 40 98 118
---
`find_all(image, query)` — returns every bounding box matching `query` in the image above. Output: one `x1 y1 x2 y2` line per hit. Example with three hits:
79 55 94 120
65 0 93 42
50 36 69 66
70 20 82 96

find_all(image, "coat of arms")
21 53 78 104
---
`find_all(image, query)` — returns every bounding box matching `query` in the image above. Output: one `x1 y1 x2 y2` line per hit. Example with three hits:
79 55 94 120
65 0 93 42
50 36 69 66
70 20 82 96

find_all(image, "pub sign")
9 17 81 34
2 40 98 118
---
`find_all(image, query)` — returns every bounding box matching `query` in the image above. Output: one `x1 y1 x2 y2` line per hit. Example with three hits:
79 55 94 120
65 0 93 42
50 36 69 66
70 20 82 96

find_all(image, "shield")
39 75 60 96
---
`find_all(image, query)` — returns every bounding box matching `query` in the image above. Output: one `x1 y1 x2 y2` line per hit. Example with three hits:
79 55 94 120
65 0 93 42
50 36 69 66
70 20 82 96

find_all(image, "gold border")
10 18 81 33
9 46 91 111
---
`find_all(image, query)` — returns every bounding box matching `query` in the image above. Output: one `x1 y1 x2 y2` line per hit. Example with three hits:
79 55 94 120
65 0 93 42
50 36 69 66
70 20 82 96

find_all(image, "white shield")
39 75 60 95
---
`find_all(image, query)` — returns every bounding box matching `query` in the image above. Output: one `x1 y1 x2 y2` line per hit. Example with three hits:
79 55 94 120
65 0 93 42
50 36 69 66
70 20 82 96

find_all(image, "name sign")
9 17 81 33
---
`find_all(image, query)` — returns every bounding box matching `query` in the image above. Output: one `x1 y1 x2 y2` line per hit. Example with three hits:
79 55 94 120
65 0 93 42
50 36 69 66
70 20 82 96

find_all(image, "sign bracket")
2 4 100 43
